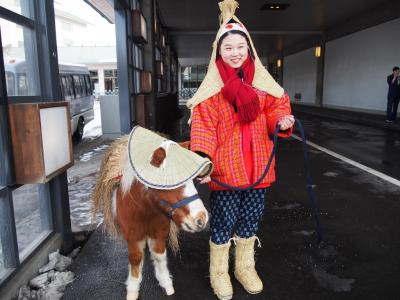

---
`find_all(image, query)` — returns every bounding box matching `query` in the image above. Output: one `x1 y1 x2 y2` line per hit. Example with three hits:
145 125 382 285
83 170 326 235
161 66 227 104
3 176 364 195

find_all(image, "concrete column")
98 67 105 95
315 39 326 107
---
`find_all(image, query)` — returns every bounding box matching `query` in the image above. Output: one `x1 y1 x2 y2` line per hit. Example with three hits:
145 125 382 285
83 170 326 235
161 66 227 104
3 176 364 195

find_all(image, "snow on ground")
83 100 102 140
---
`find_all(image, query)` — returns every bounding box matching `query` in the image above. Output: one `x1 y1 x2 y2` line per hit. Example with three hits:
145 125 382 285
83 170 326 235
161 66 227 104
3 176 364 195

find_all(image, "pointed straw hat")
128 126 213 190
186 0 284 119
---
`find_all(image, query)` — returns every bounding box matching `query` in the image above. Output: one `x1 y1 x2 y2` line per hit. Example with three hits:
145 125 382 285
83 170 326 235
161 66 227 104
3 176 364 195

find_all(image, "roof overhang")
84 0 115 24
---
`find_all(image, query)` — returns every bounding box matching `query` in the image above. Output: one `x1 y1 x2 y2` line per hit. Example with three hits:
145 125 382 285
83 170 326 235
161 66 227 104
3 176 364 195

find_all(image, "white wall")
283 48 317 104
323 18 400 112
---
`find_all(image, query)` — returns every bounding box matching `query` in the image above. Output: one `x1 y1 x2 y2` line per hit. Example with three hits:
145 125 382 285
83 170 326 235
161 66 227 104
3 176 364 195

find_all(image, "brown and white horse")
92 136 209 300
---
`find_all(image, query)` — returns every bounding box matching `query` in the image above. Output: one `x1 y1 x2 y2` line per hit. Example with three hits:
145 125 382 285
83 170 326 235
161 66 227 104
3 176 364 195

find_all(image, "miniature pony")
92 136 209 300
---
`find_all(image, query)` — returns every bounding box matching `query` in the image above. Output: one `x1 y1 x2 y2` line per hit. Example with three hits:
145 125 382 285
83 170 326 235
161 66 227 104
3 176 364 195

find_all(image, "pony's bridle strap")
159 194 200 219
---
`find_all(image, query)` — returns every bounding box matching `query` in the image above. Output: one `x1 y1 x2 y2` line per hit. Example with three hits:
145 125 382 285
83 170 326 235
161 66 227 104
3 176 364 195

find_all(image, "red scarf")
216 55 260 123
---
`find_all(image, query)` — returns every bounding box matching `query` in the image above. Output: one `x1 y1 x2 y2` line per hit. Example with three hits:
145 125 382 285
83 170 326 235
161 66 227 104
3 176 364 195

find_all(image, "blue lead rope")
210 118 323 244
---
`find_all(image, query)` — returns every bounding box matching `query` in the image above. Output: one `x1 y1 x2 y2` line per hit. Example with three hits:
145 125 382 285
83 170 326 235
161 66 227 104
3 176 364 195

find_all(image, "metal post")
115 7 131 134
49 173 72 252
0 187 19 269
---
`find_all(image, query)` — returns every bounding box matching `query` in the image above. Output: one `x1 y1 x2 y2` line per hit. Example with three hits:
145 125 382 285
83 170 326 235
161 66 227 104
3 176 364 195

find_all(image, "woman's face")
219 33 248 68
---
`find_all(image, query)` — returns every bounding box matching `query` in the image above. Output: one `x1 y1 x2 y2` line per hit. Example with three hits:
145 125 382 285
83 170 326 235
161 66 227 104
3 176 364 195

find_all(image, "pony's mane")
92 136 129 237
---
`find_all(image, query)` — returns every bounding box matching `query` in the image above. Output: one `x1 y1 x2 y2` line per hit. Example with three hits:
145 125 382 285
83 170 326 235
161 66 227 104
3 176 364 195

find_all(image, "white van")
58 63 94 140
4 59 94 140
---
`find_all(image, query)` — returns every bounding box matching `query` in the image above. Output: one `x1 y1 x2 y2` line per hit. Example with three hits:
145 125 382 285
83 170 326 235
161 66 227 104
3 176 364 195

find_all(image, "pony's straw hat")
128 126 213 190
186 0 284 116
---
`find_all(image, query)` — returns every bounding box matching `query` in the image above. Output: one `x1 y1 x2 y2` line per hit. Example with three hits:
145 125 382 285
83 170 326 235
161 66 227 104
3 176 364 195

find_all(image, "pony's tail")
92 136 129 237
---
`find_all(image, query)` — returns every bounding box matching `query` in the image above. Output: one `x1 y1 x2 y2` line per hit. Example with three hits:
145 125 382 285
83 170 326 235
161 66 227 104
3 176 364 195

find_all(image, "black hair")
217 28 254 58
393 66 400 71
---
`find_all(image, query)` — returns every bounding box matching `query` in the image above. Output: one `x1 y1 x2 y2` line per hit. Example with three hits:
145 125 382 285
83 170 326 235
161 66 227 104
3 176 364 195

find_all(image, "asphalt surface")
63 109 400 300
294 111 400 181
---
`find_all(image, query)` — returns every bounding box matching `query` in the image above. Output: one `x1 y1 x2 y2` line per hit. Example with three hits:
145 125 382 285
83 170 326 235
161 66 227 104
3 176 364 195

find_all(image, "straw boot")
209 240 233 300
234 236 263 294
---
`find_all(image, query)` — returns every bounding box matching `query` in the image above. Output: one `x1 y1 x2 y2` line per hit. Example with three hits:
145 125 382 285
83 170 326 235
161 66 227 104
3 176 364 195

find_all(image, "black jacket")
387 74 400 98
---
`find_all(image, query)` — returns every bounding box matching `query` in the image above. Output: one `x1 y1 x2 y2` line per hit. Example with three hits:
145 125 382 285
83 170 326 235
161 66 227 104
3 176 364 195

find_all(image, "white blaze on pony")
92 126 212 300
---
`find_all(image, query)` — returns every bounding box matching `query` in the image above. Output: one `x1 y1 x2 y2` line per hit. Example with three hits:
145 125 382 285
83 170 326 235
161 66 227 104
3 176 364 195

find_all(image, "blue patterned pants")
210 189 267 244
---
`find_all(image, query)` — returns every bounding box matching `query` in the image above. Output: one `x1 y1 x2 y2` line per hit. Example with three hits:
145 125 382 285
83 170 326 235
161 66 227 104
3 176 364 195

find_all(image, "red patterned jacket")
190 90 293 191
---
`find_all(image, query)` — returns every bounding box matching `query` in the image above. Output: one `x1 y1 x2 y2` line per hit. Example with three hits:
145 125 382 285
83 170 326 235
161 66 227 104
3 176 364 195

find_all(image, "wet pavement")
294 112 400 181
63 108 400 299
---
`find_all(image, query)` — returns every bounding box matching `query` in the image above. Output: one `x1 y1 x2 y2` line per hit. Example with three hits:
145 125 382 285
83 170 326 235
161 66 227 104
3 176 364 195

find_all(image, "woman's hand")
278 115 295 130
197 176 211 184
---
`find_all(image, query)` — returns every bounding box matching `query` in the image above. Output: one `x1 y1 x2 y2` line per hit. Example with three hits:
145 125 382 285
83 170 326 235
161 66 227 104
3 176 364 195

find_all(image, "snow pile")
17 248 80 300
83 100 102 140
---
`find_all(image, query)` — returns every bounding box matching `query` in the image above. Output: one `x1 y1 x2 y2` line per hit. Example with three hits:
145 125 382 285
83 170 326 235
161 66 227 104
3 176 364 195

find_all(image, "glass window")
89 70 98 79
73 75 82 98
5 71 15 96
79 75 86 96
85 75 92 95
0 0 33 19
134 69 140 94
61 75 74 100
155 47 161 60
197 65 206 81
133 44 143 69
1 18 40 97
104 69 114 77
104 69 118 93
12 184 52 260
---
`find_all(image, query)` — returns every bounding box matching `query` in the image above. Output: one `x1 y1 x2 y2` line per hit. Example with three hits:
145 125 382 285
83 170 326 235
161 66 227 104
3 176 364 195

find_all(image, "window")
180 65 207 98
104 69 118 93
17 73 28 96
5 71 15 96
79 75 86 96
84 75 92 95
0 0 33 18
12 184 52 260
61 76 74 100
1 18 40 97
0 0 59 285
89 71 99 95
73 75 82 98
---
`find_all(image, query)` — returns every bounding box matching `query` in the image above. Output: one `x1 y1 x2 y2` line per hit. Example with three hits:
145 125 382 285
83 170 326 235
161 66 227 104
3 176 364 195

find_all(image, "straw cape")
186 0 284 119
128 126 213 189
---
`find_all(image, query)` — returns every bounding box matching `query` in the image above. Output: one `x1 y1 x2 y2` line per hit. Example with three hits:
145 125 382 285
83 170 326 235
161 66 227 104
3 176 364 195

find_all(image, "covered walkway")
1 0 400 299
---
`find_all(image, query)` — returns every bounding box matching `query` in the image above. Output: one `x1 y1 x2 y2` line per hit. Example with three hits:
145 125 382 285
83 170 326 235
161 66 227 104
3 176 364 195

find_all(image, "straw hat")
186 0 284 117
128 126 213 189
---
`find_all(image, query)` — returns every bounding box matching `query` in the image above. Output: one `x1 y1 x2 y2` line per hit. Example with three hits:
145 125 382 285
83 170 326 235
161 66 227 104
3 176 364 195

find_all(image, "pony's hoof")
165 286 175 295
126 291 139 300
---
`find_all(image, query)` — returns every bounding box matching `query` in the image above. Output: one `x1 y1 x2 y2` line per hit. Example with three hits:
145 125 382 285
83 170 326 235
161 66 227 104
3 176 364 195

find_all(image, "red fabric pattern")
216 56 260 123
190 90 293 191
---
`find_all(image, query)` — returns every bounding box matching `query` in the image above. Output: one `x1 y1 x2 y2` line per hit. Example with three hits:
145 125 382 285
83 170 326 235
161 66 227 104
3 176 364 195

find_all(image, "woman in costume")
187 1 294 299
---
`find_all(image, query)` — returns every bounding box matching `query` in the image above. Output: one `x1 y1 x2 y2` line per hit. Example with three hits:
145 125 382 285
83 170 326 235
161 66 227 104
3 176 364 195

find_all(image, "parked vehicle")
4 59 94 141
